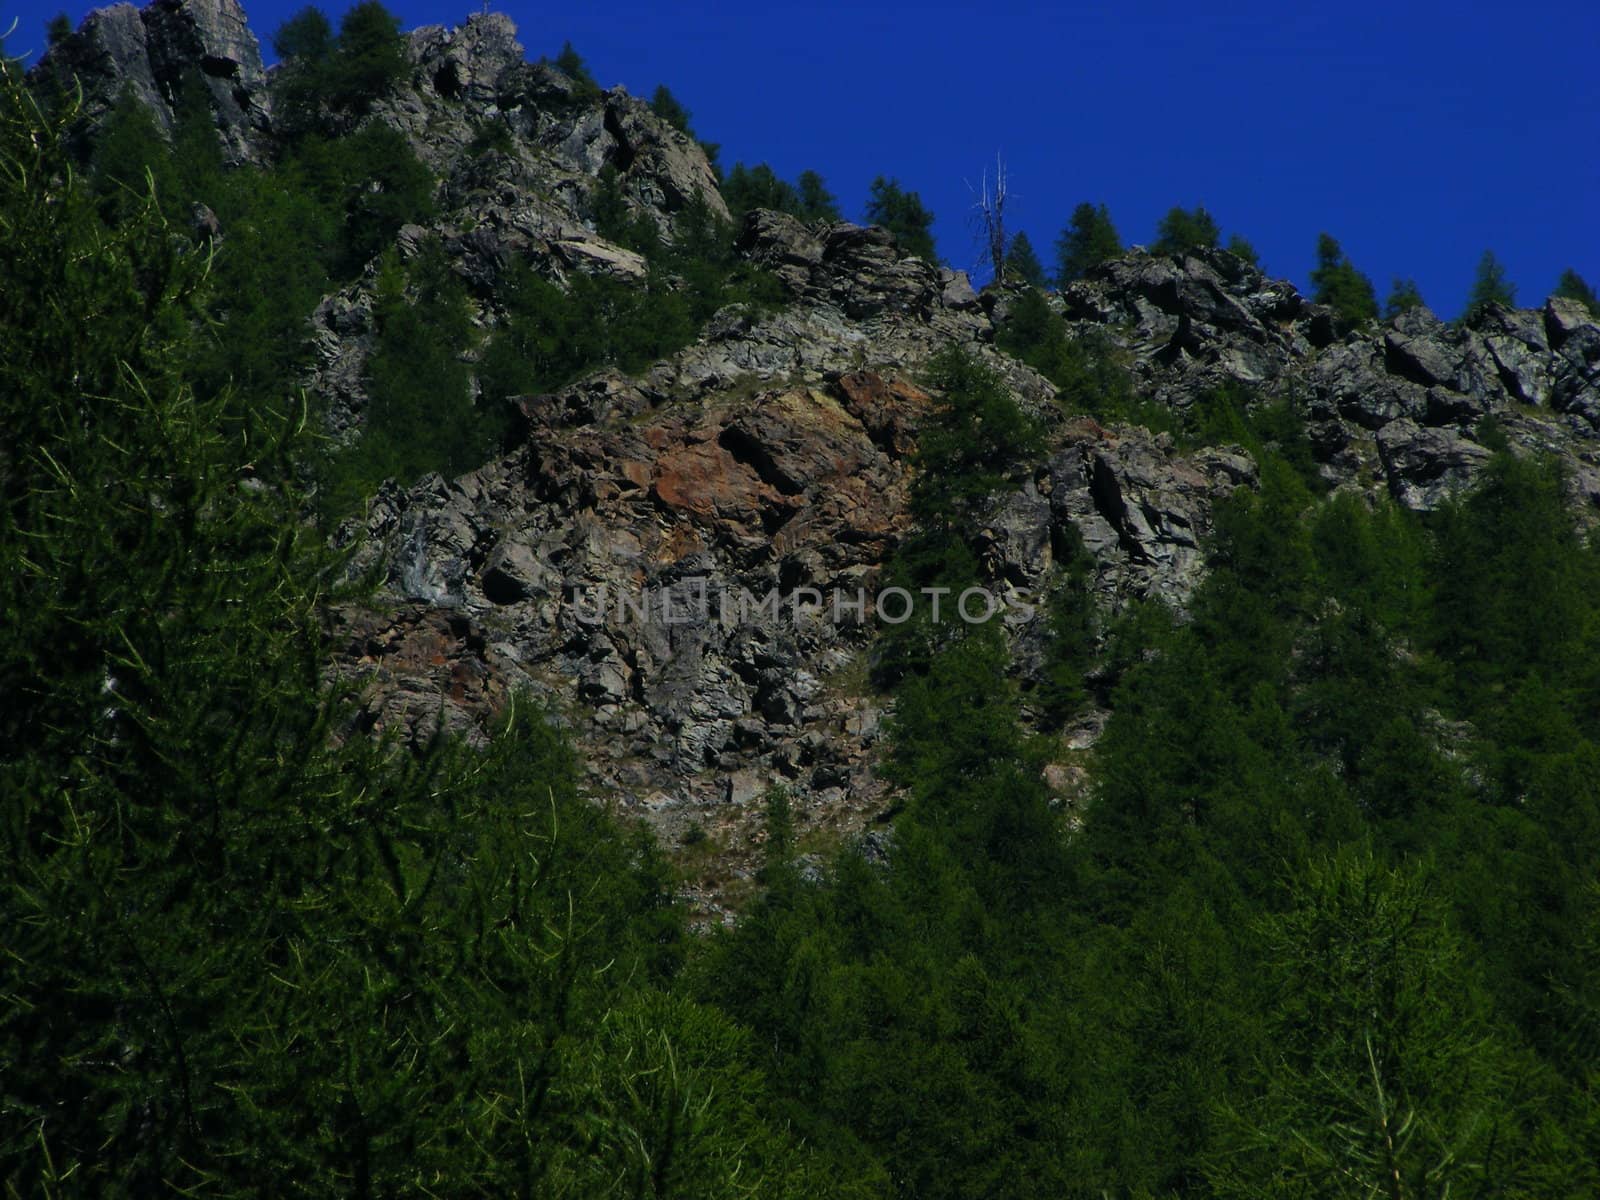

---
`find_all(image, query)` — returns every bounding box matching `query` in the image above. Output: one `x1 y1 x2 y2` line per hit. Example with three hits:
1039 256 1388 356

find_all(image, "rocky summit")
32 0 1600 909
35 0 271 162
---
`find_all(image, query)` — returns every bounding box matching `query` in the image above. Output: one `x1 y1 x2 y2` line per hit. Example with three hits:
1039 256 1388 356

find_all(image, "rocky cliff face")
382 12 727 245
41 1 1600 912
35 0 271 163
308 12 730 443
332 221 1599 910
325 192 1285 896
1055 248 1600 510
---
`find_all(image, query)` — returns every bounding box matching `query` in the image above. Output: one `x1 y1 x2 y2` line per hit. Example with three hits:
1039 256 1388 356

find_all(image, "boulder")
553 236 648 281
737 209 825 293
603 89 730 239
408 12 523 107
1375 420 1494 511
1545 298 1600 379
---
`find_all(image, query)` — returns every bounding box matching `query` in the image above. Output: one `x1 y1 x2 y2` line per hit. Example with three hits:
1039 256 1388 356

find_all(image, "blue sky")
15 0 1599 316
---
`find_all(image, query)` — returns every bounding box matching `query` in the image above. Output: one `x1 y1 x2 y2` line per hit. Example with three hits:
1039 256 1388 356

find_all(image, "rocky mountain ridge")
36 0 1600 911
337 218 1600 909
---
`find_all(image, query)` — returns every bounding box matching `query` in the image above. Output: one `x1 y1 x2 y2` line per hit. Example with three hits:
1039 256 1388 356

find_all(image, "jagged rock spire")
34 0 270 163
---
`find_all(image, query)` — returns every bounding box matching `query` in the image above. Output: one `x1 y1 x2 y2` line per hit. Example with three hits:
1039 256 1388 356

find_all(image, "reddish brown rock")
834 371 930 456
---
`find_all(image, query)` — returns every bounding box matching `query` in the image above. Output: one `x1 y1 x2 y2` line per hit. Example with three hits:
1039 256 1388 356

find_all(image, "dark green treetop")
913 343 1044 526
1464 248 1516 319
1153 204 1221 255
721 162 798 220
722 163 839 224
271 4 333 61
270 1 409 133
1310 232 1379 326
329 1 407 109
1054 200 1122 285
1554 267 1599 316
1385 276 1425 319
554 39 600 96
649 83 691 131
1004 229 1047 287
865 175 937 261
796 168 840 221
1225 232 1260 267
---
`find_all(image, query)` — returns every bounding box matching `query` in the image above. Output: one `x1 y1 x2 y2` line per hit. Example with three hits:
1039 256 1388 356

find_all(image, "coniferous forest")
5 5 1600 1196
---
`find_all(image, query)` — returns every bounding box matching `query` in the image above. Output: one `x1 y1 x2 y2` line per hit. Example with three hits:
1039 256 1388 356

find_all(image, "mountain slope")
30 1 1600 904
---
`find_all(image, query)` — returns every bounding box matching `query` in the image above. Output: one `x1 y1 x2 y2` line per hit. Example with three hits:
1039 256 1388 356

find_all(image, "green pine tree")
330 0 408 113
1464 248 1516 320
271 4 333 61
1225 232 1260 268
0 71 823 1194
1054 201 1122 285
1385 276 1426 319
1209 851 1536 1198
1310 232 1379 326
649 83 691 132
796 168 840 221
1004 230 1047 287
721 161 800 221
1153 204 1221 256
1554 267 1599 316
1 72 352 1188
553 39 600 99
874 346 1042 683
864 175 937 261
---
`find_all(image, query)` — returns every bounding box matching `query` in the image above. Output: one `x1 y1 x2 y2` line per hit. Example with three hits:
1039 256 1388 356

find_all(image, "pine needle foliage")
0 66 824 1196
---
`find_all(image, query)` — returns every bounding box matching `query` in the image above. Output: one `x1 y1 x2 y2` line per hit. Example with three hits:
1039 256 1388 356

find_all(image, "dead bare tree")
968 153 1010 285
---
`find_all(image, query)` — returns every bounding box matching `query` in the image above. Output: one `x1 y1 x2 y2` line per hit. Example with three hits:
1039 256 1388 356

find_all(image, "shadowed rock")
35 0 270 163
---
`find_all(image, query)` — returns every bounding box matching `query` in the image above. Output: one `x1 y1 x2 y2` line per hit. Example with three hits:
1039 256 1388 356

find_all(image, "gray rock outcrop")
34 0 270 163
1050 248 1600 515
